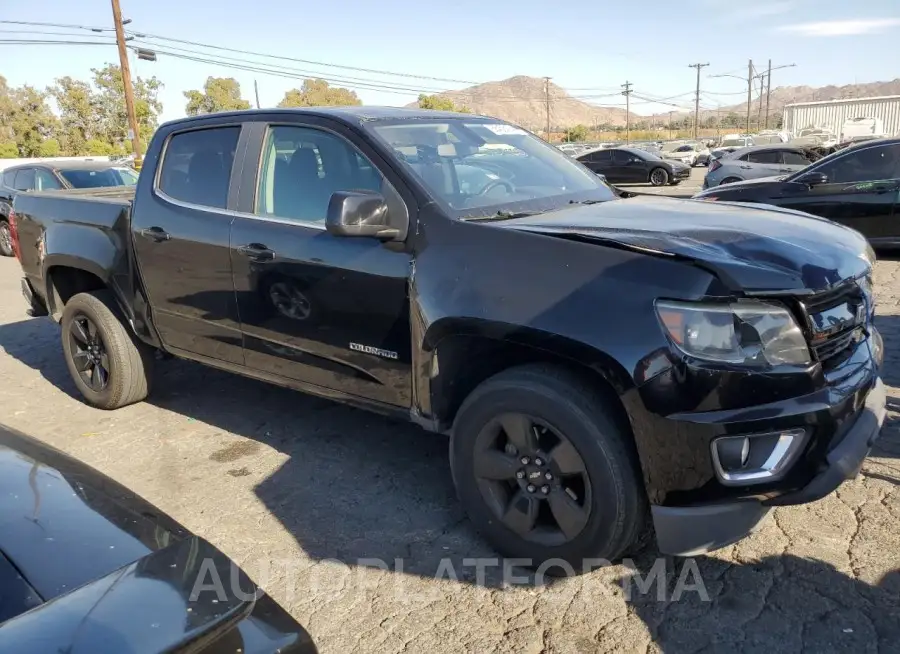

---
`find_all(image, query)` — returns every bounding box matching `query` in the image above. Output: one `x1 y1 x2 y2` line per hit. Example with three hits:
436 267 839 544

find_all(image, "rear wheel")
0 220 12 257
451 365 647 573
61 291 154 409
649 168 669 186
721 176 742 185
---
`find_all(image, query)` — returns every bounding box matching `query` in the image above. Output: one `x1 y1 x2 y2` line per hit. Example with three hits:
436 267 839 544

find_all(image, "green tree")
9 86 58 157
85 138 114 155
563 124 589 142
91 64 163 154
417 94 470 113
184 77 250 116
278 79 361 108
48 76 97 155
0 142 18 158
38 139 61 157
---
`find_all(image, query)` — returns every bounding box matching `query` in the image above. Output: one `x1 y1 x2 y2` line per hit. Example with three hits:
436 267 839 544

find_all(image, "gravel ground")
0 252 898 654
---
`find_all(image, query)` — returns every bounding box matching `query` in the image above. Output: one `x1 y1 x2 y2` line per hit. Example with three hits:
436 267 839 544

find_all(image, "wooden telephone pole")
110 0 142 167
688 63 709 139
621 81 633 143
544 77 552 141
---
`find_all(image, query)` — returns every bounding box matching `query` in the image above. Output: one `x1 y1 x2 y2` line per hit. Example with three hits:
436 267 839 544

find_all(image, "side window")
256 125 385 224
611 150 632 165
783 151 811 166
2 170 16 188
35 169 63 191
593 150 612 164
746 150 781 164
818 144 900 184
158 126 241 210
13 168 35 191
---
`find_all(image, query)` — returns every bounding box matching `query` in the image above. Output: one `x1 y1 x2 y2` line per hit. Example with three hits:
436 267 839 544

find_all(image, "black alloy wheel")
649 168 669 186
68 313 111 392
474 413 591 545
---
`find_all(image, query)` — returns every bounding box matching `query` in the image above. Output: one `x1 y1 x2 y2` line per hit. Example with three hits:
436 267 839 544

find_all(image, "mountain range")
408 75 900 129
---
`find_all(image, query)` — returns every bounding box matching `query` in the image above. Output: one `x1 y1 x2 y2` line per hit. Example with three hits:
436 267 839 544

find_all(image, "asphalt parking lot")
1 247 899 652
616 165 705 198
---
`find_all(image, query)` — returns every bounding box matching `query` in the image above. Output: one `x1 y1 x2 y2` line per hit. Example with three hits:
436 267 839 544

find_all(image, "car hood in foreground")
498 196 871 294
0 425 316 654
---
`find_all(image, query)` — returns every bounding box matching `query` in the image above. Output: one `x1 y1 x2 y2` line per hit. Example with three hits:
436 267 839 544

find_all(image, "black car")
11 107 885 565
576 146 691 186
0 161 139 256
0 423 317 653
694 138 900 246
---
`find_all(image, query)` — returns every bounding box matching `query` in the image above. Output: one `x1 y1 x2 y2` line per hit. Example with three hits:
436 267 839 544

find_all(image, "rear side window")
783 151 811 166
158 126 241 210
745 150 781 164
592 150 613 163
14 169 35 191
2 170 16 187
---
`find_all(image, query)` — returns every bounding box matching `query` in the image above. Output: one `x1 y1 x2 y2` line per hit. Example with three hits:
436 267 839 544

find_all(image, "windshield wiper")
463 210 542 222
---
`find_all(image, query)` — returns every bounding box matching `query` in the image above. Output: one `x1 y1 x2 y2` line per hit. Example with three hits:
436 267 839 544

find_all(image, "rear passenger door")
228 119 414 408
130 122 246 364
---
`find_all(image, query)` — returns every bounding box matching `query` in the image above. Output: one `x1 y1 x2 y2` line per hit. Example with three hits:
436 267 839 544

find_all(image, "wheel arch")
423 319 634 434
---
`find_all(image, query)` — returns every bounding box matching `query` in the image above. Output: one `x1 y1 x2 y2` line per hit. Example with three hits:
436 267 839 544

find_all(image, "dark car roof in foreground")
0 424 317 653
160 105 483 131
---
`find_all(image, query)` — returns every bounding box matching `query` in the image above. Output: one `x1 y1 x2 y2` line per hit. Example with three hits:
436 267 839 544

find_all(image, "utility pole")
757 74 765 131
764 59 772 130
110 0 142 167
745 59 754 133
254 79 261 109
544 77 551 142
668 111 674 139
621 81 633 143
688 63 709 140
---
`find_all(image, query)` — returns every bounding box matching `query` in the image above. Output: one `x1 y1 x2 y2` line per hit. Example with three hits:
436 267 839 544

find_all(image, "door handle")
139 226 170 242
872 185 898 194
236 243 276 262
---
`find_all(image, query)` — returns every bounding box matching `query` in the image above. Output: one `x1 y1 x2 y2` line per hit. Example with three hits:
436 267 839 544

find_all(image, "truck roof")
159 106 482 130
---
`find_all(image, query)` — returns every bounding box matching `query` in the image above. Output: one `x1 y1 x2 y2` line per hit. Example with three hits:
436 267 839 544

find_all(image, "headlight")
656 300 810 366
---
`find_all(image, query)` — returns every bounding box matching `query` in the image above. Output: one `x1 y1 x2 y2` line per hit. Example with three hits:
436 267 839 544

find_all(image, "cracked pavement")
0 254 898 653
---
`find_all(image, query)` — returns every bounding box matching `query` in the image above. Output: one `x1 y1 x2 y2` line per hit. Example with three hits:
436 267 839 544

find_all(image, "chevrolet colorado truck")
11 107 886 569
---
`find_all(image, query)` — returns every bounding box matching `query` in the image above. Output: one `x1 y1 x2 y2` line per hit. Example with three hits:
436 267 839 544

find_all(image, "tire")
61 290 154 409
649 167 669 186
450 364 647 574
720 177 742 185
0 220 12 257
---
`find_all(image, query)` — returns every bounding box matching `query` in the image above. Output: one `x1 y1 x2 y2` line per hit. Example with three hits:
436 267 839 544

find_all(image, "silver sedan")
702 145 820 189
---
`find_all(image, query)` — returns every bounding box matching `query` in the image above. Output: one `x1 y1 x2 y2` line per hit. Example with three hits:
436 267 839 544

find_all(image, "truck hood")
498 196 872 293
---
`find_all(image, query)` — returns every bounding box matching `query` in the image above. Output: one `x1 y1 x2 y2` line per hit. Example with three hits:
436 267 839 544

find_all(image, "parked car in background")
703 144 821 189
661 142 710 167
841 117 885 143
577 146 691 185
694 137 900 245
0 423 318 653
752 131 790 145
0 161 139 257
790 128 838 150
719 135 755 148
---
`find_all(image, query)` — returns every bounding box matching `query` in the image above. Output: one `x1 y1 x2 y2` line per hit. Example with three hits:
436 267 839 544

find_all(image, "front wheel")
649 167 669 186
0 220 12 257
61 291 154 409
450 365 647 573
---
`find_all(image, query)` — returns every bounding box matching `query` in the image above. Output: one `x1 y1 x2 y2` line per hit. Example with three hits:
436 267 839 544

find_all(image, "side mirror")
794 171 828 187
326 191 399 240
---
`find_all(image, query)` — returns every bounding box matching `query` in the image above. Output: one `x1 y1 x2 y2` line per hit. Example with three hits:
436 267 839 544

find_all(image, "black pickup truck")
11 107 885 568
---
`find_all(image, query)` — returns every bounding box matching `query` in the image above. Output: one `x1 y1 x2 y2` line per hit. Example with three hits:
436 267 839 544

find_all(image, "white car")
661 142 710 167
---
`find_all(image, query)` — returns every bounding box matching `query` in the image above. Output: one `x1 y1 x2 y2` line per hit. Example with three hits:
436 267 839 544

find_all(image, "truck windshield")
367 119 614 218
58 167 138 189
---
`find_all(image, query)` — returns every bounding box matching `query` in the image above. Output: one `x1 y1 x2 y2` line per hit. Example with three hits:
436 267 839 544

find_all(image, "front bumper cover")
652 377 885 556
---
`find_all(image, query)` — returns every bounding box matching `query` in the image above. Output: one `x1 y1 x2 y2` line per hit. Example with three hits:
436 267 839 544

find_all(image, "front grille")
801 280 869 368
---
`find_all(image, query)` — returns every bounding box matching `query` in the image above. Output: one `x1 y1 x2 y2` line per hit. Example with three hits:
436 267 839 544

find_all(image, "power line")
0 39 115 46
0 19 114 32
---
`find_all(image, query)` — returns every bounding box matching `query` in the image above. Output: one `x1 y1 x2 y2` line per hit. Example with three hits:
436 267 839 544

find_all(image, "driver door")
611 150 641 183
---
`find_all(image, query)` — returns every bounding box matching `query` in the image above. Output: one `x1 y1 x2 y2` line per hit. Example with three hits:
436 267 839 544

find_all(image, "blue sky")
2 0 899 123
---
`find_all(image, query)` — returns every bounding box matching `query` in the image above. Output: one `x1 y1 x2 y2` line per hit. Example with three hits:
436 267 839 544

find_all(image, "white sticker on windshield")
480 124 528 136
